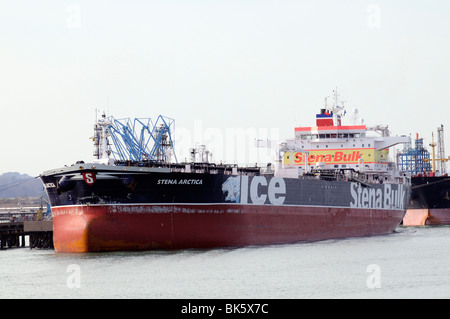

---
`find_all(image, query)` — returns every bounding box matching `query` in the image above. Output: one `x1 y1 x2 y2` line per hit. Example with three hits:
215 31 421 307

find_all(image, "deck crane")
92 112 177 164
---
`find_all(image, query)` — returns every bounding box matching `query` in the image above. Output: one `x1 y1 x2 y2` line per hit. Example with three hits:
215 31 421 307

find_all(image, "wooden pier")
0 220 53 250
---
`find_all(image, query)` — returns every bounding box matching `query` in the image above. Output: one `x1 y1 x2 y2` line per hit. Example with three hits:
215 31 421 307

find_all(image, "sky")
0 0 449 177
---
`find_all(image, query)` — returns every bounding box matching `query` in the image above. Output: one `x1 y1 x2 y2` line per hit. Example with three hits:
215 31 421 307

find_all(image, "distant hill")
0 172 43 198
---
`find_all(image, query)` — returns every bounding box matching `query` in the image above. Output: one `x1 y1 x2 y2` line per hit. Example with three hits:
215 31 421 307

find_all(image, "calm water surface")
1 226 449 299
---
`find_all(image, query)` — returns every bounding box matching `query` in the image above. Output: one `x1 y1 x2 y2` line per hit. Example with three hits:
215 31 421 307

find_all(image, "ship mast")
325 88 346 126
429 133 437 174
437 124 447 174
93 111 112 163
423 126 450 175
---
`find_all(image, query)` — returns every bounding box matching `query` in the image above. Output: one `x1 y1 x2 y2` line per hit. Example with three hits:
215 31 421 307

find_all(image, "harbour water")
1 226 449 299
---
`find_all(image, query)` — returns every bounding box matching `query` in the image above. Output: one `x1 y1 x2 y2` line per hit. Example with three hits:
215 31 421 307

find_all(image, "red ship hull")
52 204 405 253
403 208 450 226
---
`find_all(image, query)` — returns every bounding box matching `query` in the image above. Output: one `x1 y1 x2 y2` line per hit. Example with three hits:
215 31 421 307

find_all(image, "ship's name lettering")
242 176 286 205
350 183 405 209
157 179 203 185
292 151 363 164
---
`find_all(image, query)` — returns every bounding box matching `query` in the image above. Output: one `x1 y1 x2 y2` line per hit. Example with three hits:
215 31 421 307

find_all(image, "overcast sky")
1 0 449 176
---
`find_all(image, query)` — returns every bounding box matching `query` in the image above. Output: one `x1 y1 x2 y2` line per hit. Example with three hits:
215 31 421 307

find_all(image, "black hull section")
41 167 409 212
409 176 450 209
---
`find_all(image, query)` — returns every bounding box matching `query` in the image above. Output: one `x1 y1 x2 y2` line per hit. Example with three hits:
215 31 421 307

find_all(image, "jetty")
0 207 53 250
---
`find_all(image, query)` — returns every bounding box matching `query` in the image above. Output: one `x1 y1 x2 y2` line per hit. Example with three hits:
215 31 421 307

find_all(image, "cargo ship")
40 90 411 253
397 128 450 226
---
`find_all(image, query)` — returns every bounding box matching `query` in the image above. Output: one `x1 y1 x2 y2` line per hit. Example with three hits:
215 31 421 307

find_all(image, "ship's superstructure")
275 90 410 185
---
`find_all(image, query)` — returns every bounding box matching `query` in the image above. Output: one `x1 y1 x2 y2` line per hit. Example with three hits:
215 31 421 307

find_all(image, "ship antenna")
333 87 339 108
